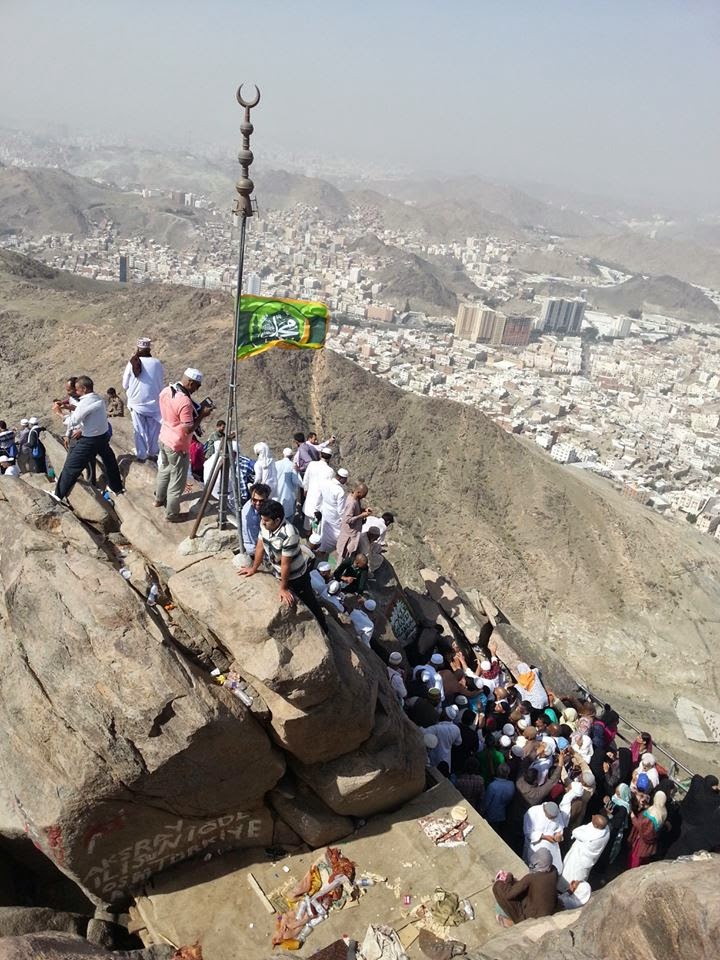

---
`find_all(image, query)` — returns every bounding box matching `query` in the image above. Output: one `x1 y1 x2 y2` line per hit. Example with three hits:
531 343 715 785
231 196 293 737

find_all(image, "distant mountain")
355 175 614 239
255 169 350 220
589 274 720 325
0 167 210 250
352 232 481 314
565 232 720 290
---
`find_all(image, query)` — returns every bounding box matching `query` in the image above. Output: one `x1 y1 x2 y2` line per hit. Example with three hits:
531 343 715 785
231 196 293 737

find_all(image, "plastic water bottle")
147 584 160 607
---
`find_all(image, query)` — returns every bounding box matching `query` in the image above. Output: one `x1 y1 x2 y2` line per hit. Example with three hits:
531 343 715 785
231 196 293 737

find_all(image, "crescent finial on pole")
236 84 261 108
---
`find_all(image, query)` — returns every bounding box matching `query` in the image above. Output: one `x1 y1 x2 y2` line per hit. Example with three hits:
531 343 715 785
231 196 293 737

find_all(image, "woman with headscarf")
571 729 594 766
628 790 666 868
529 738 555 787
559 706 579 732
591 706 619 751
492 847 558 927
631 731 653 767
632 753 659 790
667 775 720 858
601 782 632 871
252 442 277 498
513 663 549 711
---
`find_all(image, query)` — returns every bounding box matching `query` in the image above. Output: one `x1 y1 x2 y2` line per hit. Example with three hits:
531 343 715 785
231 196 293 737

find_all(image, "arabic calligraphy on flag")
235 295 329 360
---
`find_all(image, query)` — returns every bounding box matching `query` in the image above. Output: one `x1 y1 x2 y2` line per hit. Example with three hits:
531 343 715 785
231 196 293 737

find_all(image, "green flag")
235 294 329 360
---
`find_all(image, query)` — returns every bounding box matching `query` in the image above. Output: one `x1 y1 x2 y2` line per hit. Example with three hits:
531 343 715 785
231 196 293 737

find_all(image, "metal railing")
578 683 695 794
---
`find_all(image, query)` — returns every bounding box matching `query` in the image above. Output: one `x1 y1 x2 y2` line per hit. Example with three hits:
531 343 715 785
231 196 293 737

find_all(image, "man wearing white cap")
414 653 446 702
155 368 212 521
349 596 376 648
387 651 407 705
310 561 344 613
523 801 566 872
122 337 164 462
424 718 462 775
0 455 19 477
274 446 300 520
302 446 334 533
27 417 47 475
316 467 349 554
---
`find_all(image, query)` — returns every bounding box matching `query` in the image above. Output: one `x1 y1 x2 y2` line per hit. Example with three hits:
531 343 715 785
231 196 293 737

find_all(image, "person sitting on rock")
492 847 558 928
332 551 369 595
238 498 326 627
106 387 125 417
241 483 271 557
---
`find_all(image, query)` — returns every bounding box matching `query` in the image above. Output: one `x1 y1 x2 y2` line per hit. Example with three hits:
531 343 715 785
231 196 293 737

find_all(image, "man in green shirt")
333 552 369 595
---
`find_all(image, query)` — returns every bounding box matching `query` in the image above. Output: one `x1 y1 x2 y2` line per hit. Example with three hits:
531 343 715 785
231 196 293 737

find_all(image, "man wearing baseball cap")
155 368 212 522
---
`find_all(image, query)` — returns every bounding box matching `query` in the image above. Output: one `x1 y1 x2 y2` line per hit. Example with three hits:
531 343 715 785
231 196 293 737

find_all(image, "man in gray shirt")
54 376 123 502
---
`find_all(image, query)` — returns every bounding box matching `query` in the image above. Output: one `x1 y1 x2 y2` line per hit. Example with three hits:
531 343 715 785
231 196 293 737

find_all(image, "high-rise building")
500 315 533 347
454 303 497 342
246 272 262 296
537 297 587 334
118 254 128 283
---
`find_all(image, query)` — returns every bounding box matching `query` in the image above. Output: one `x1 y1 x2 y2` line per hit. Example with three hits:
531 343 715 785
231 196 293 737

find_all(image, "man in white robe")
349 597 376 647
561 815 610 884
387 651 407 705
317 467 349 553
310 561 344 613
523 801 566 872
275 447 301 520
302 448 334 532
122 337 164 461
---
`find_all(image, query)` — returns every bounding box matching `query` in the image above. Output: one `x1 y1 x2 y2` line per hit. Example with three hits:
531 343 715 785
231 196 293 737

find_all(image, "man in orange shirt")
155 367 212 522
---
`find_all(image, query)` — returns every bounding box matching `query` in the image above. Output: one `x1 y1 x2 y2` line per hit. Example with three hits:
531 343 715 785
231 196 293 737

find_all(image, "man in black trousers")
54 376 123 502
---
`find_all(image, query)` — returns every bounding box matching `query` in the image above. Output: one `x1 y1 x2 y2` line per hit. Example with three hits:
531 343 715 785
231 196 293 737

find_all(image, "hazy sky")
1 0 719 207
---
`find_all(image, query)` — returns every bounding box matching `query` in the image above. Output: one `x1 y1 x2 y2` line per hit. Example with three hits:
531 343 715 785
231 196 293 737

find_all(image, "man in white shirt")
317 467 349 554
349 597 376 647
387 651 407 705
362 511 394 546
54 376 123 501
0 455 20 477
424 720 462 774
302 447 334 532
122 337 164 462
310 562 345 613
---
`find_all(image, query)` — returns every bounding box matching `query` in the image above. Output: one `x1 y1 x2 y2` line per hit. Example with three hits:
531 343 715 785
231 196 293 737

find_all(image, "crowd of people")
2 338 718 934
392 635 719 927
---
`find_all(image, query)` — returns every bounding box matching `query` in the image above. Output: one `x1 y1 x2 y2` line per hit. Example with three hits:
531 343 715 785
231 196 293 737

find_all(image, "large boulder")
0 933 173 960
292 661 427 816
0 481 285 905
0 908 87 938
471 855 720 960
168 560 381 763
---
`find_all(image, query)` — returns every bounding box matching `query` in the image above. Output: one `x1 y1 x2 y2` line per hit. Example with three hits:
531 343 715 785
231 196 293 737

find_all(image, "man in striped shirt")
238 499 326 627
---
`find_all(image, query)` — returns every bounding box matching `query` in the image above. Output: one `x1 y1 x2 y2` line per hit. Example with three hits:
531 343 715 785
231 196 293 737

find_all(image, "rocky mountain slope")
1 251 719 772
0 168 210 250
589 273 720 324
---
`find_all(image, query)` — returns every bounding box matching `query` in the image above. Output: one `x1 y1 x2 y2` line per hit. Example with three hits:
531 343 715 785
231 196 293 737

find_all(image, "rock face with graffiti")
0 479 426 904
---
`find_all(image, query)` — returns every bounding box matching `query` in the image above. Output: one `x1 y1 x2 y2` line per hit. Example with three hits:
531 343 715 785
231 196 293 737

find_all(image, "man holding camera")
155 367 212 522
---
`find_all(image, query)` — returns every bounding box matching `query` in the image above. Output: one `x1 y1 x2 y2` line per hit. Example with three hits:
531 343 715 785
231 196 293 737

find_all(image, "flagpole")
217 84 260 538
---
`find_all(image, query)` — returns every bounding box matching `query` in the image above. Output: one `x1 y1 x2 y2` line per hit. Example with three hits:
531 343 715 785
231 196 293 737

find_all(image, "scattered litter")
118 567 132 580
147 583 160 606
283 865 290 873
272 846 368 950
358 924 407 960
428 889 468 928
171 945 203 960
211 670 253 707
417 814 474 847
417 928 467 960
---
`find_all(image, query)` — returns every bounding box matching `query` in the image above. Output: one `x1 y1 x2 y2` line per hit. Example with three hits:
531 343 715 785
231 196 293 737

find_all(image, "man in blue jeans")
54 376 123 502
